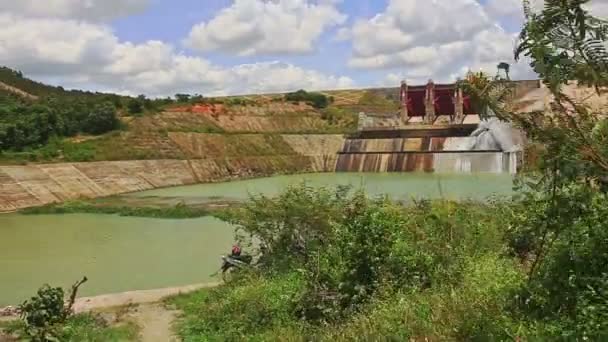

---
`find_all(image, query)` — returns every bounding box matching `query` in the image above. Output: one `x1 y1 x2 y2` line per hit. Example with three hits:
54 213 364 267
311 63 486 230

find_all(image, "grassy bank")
1 313 138 342
167 184 608 341
20 200 217 219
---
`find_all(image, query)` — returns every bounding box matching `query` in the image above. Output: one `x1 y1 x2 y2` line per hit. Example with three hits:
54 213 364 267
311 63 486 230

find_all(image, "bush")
19 285 67 341
285 90 330 109
512 189 608 340
17 278 87 341
81 102 119 135
126 98 143 115
174 183 608 340
323 254 525 341
227 185 509 324
170 272 306 340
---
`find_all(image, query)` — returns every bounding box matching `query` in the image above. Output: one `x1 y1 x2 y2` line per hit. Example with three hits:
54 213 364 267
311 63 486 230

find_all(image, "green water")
1 173 513 306
132 172 514 201
0 215 234 306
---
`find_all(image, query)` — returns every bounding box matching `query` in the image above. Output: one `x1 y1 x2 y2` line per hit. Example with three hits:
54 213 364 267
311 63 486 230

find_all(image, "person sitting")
230 245 242 258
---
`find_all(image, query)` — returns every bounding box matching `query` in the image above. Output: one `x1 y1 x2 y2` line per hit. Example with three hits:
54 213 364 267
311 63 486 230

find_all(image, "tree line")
0 93 120 151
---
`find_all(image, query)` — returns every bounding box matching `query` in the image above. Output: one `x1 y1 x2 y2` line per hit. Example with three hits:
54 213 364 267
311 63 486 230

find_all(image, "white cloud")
345 0 535 82
484 0 524 20
0 15 118 75
0 0 149 21
185 0 347 56
229 61 354 94
493 0 608 20
0 13 354 97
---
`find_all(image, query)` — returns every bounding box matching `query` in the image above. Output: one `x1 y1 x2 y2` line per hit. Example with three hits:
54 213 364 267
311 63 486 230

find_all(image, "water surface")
132 172 513 201
1 173 512 306
0 214 233 306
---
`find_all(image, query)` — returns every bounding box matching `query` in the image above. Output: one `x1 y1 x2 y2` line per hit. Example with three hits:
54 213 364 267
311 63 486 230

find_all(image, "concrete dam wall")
0 155 331 213
336 137 518 174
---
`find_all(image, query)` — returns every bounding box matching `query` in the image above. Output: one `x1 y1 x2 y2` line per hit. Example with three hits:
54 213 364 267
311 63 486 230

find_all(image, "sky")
0 0 606 97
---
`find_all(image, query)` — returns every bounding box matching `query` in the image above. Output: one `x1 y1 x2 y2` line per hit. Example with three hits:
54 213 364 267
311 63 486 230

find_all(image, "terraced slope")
0 80 38 100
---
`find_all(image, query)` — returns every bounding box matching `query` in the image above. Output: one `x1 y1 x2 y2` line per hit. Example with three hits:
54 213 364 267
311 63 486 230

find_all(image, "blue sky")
108 0 396 89
6 0 601 97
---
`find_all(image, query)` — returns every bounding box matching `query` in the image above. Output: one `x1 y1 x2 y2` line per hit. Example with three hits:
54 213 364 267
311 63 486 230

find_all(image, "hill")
0 67 359 166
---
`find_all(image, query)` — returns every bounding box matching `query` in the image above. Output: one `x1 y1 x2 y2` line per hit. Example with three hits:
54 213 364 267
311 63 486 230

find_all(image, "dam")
335 80 525 174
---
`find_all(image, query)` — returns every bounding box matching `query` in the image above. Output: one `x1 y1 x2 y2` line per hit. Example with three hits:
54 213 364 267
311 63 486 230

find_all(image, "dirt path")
72 283 220 313
73 283 220 342
130 304 179 342
2 283 221 342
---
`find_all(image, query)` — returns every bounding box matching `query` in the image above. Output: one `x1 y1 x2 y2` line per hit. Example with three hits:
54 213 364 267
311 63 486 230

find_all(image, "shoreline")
1 282 221 319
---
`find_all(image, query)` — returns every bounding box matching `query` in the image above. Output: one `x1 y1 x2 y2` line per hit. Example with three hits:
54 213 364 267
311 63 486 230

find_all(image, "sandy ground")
128 303 180 342
72 283 220 313
1 283 220 342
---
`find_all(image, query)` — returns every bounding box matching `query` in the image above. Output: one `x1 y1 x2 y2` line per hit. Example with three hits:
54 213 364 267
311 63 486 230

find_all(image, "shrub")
170 272 306 340
19 285 67 341
323 254 525 341
285 90 330 109
18 278 87 342
228 185 510 324
126 98 143 115
81 102 119 135
513 189 608 340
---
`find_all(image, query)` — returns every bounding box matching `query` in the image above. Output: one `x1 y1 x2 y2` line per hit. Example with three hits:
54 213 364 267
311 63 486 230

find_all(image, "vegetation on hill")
0 67 357 163
357 90 400 113
0 67 121 101
285 89 332 109
0 92 120 151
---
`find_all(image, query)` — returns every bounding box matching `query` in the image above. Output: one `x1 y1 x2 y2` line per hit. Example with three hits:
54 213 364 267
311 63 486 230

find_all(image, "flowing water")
0 173 513 306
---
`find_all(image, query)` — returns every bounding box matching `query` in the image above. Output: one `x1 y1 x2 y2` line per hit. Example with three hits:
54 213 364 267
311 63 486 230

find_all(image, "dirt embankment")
0 136 345 213
0 81 39 100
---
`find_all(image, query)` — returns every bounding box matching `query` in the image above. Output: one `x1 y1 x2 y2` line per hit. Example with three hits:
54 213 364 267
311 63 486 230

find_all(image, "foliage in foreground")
4 314 138 342
170 182 608 341
7 277 136 341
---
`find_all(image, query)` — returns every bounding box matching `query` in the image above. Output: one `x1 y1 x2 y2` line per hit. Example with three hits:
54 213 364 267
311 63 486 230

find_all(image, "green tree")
469 1 608 339
127 98 143 114
81 102 119 135
175 93 191 102
285 90 330 109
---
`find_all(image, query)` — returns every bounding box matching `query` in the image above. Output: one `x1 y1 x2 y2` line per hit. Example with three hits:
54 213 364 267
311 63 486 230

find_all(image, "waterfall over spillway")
469 118 522 152
434 118 522 173
335 117 522 174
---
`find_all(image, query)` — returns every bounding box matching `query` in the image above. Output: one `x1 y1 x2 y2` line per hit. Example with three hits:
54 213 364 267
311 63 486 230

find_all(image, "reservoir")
0 173 512 306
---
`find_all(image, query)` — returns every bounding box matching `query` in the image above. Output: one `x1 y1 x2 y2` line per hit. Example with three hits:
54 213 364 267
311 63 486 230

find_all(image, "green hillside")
0 67 360 165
